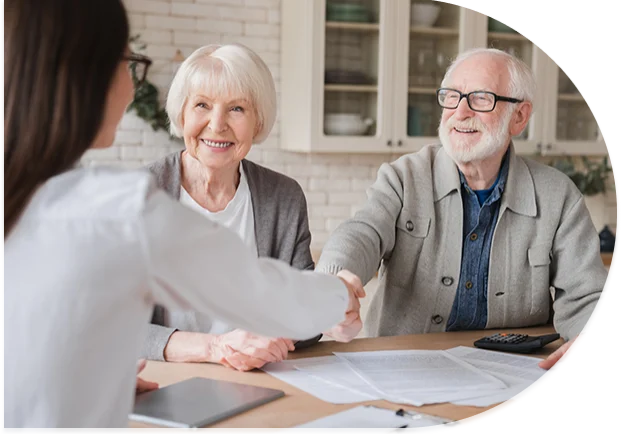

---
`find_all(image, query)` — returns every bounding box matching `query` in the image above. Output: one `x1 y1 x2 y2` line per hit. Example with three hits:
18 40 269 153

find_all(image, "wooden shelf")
601 252 613 267
408 86 438 95
558 93 585 102
410 26 459 37
487 32 528 42
325 21 379 31
324 84 378 93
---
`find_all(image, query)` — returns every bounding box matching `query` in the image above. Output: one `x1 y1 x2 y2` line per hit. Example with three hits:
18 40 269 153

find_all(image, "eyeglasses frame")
436 87 524 113
123 53 152 87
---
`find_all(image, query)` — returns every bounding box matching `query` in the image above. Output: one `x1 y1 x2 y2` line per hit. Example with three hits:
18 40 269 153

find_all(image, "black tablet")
130 377 284 427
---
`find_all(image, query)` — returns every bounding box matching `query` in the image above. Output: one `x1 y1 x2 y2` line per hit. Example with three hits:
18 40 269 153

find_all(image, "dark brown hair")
4 0 129 237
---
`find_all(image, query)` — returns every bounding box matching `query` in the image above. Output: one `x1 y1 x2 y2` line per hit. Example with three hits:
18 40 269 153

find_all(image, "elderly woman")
141 44 353 371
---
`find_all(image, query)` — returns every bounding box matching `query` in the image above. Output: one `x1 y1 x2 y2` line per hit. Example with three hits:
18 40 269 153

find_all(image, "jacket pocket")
527 244 552 318
528 244 551 267
389 211 430 289
396 211 430 238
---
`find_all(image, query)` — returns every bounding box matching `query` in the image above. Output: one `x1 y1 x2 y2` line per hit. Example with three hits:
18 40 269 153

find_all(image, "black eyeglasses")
436 88 523 112
123 53 152 87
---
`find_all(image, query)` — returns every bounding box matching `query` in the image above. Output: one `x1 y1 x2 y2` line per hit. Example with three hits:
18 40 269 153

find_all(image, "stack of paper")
262 347 547 407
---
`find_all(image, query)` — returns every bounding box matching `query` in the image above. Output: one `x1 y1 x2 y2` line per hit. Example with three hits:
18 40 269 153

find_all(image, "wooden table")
132 325 561 428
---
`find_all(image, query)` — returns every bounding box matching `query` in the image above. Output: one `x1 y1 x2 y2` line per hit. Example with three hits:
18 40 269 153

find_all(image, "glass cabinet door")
555 68 601 144
405 0 461 139
540 58 606 156
323 0 383 138
393 1 483 152
486 17 535 144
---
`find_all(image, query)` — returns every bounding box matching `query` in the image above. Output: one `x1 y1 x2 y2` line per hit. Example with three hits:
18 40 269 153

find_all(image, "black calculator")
474 332 561 353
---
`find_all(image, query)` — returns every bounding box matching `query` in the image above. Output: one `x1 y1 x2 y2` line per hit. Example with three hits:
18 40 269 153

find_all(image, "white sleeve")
140 189 348 340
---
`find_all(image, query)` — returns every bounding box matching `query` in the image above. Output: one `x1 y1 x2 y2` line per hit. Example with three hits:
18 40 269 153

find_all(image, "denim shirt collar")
458 149 510 205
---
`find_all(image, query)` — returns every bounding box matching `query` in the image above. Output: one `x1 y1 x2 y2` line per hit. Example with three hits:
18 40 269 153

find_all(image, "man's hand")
136 359 158 394
324 270 366 342
212 330 295 371
538 336 577 370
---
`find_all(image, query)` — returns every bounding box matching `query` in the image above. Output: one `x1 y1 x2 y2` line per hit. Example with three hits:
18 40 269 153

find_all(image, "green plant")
550 156 613 196
126 35 171 134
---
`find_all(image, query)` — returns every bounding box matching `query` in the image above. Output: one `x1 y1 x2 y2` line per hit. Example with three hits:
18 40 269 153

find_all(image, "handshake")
324 269 366 343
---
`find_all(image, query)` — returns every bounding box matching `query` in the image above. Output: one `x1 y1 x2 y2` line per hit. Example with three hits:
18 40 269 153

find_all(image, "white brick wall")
83 0 616 252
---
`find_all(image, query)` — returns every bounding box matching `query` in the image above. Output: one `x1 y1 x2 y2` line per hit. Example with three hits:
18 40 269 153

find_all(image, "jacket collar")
433 143 537 217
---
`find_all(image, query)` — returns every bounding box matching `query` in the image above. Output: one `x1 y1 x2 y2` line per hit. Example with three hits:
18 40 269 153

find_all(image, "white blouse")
4 166 347 427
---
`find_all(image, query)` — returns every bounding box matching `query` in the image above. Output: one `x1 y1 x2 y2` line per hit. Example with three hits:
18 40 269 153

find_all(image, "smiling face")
438 54 515 163
182 93 258 172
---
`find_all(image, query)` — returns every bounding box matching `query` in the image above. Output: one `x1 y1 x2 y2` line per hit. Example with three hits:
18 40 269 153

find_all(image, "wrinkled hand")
135 359 158 394
538 336 577 370
213 330 295 371
324 270 366 342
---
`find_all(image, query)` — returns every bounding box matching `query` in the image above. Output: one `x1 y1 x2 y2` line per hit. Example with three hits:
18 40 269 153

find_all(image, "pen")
386 425 408 434
395 408 454 425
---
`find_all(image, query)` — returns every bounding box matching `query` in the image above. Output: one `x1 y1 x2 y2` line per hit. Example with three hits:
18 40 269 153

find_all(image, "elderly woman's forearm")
163 331 219 363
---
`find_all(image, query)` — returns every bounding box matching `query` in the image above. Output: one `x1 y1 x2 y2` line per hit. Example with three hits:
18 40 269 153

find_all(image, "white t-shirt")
178 164 257 334
4 166 348 427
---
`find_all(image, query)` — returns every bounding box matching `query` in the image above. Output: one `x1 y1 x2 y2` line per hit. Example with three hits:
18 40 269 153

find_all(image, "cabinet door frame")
538 54 608 156
309 0 396 153
392 3 486 153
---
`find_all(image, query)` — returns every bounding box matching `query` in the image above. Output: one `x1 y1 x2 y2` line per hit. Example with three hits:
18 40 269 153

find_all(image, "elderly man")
317 48 607 369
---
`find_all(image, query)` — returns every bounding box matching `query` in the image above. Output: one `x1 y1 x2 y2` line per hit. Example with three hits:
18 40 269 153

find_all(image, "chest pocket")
390 211 431 288
528 244 551 267
527 244 552 317
396 211 430 238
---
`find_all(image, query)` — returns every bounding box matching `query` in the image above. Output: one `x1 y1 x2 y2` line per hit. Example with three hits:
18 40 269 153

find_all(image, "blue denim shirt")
446 152 510 331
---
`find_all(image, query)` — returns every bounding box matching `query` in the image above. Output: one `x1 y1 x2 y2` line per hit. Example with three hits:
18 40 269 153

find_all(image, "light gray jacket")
142 151 314 360
317 144 606 341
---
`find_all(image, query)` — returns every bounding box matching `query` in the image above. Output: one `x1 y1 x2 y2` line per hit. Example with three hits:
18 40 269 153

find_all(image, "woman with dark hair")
4 0 364 427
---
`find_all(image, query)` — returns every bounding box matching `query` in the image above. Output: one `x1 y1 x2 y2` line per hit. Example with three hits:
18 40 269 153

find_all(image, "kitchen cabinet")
280 0 607 155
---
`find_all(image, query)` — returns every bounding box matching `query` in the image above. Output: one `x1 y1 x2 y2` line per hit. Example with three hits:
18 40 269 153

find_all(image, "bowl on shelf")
411 2 441 27
324 113 374 135
326 2 371 23
487 17 517 33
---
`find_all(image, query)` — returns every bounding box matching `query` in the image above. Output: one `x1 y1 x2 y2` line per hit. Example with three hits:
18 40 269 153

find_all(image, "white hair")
166 43 277 143
441 48 536 103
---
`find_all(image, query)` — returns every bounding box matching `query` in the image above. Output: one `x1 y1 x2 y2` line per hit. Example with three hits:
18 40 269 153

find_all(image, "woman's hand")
212 330 295 371
135 359 158 394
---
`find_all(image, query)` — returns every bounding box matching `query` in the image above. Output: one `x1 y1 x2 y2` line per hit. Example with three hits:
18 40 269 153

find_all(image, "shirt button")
441 276 454 286
432 315 444 324
470 233 478 241
465 281 473 289
405 221 414 231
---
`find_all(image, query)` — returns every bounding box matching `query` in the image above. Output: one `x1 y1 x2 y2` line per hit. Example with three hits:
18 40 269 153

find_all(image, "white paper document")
261 358 378 404
447 346 546 382
263 347 545 408
445 346 547 406
334 350 507 394
296 405 452 428
292 356 380 400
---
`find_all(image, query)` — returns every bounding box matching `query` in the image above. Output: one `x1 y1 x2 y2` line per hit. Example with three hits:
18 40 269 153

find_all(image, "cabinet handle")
536 142 542 152
387 140 393 147
397 140 403 147
545 143 552 151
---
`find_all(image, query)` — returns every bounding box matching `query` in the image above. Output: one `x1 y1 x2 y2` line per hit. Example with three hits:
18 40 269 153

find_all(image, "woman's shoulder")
31 166 157 221
146 151 181 176
242 159 305 198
